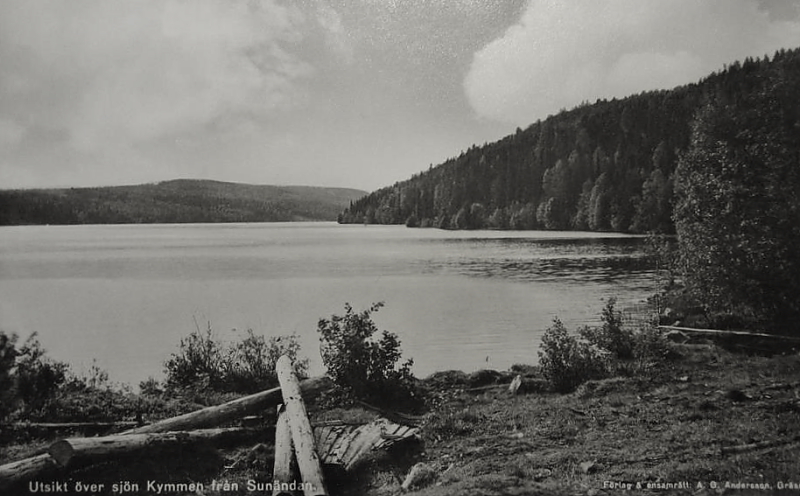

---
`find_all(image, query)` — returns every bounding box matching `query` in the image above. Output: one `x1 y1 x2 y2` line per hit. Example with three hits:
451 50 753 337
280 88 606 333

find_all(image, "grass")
2 343 799 495
403 344 800 496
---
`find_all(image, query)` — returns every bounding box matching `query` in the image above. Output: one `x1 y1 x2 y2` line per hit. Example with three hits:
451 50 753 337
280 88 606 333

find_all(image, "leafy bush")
14 334 69 415
538 318 606 393
139 377 164 397
633 326 673 366
0 332 18 422
164 324 308 395
226 329 308 393
35 384 137 423
1 331 205 425
644 233 680 315
579 298 635 360
318 302 419 410
164 324 226 392
0 332 85 423
538 300 677 393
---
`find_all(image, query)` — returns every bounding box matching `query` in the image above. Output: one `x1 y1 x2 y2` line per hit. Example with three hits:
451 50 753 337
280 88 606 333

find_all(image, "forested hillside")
339 47 800 233
0 179 366 225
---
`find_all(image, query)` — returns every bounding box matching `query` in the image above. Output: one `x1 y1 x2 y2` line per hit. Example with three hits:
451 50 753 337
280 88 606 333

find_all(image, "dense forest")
339 47 800 234
0 179 366 225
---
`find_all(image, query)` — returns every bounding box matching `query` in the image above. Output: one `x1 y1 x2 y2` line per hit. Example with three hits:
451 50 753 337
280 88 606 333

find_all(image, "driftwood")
721 436 800 456
48 427 255 467
123 375 332 435
273 405 297 496
0 376 332 489
658 325 800 343
11 421 140 431
277 356 328 496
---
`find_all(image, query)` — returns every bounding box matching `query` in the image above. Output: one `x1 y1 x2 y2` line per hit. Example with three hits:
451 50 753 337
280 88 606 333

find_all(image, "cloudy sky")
1 0 799 191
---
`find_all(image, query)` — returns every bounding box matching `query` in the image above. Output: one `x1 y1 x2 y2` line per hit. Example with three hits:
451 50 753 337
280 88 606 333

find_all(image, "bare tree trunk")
0 455 58 491
1 377 331 489
658 325 800 342
48 428 254 467
123 376 332 435
276 356 328 496
12 421 139 430
272 405 298 496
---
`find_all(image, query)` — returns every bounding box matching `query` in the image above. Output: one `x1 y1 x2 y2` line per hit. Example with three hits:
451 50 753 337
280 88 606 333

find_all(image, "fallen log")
658 325 800 343
48 427 256 468
0 378 332 489
12 421 140 431
721 436 800 456
123 375 332 435
273 405 297 496
277 356 328 496
0 454 58 491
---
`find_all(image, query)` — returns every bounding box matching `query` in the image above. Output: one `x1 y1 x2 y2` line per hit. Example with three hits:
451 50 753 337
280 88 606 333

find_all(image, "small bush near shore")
538 318 607 393
0 332 71 423
579 298 635 360
164 325 308 396
538 300 674 393
0 332 167 427
1 332 19 422
318 302 421 411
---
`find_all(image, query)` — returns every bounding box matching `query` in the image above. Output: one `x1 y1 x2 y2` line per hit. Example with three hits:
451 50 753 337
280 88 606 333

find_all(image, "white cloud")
0 0 311 154
316 4 355 64
464 0 800 123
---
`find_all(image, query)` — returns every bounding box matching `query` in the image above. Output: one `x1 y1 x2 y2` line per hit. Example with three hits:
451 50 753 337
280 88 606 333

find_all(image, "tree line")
0 179 365 225
339 47 800 235
674 48 800 334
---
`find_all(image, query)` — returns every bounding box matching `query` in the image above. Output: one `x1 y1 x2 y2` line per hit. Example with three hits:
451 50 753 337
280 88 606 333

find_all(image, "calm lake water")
0 222 656 386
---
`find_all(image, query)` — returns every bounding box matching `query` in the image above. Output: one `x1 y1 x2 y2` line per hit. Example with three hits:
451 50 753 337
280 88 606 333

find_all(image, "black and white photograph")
1 1 800 494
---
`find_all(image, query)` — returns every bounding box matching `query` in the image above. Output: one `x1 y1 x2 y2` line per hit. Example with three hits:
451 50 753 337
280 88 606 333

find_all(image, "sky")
1 0 799 192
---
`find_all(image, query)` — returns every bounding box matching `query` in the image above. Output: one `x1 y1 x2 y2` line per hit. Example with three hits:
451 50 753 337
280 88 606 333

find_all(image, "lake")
0 222 656 386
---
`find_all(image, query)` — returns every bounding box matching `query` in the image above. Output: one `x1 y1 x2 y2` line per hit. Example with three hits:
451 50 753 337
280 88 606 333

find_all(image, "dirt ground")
397 344 800 496
3 342 800 495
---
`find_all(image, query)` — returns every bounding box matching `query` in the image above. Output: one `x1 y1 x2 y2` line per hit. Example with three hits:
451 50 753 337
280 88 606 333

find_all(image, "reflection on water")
419 237 653 287
0 223 657 383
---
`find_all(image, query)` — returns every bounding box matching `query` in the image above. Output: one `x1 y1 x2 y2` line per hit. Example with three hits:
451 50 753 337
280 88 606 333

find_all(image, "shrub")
66 359 111 391
165 324 308 395
226 330 308 393
35 384 139 423
139 377 164 397
633 326 673 367
0 332 18 422
318 302 419 410
538 318 606 393
15 334 69 414
579 298 635 360
0 332 87 422
164 324 226 392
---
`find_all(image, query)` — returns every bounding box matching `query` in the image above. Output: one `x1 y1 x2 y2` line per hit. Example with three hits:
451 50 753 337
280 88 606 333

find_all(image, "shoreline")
3 342 800 495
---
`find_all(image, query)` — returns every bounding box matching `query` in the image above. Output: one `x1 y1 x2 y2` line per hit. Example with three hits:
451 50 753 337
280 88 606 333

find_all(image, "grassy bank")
2 340 799 495
409 344 800 495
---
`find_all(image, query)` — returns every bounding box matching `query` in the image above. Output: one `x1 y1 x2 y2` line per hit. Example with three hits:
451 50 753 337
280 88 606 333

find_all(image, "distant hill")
0 179 367 225
339 47 800 233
